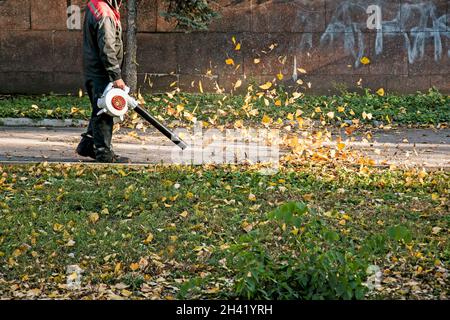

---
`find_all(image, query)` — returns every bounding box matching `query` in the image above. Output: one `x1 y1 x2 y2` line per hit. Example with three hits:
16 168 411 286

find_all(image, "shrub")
226 202 369 300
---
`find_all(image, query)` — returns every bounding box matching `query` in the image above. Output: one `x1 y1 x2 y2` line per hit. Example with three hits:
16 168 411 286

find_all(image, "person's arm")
96 16 125 88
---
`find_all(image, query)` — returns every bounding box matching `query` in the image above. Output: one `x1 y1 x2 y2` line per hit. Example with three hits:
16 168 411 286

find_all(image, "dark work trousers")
82 78 115 161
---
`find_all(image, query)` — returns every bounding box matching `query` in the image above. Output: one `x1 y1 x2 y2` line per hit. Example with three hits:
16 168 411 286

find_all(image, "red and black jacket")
83 0 123 82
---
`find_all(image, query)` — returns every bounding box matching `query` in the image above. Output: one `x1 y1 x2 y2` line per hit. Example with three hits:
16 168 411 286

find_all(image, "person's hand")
113 79 127 90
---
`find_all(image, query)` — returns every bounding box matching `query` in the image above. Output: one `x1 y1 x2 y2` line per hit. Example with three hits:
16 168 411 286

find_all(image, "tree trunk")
124 0 138 92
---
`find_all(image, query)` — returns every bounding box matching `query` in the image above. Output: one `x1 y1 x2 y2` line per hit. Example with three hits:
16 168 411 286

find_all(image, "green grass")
0 163 448 299
0 89 448 126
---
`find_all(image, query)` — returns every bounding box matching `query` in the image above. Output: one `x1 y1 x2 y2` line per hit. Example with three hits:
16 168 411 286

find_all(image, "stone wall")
0 0 448 94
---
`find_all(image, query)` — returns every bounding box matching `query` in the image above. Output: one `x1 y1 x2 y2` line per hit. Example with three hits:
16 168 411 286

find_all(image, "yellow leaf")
198 80 204 94
362 111 373 120
337 142 346 151
253 58 261 64
53 223 64 232
235 43 241 51
143 233 154 244
337 106 345 113
302 193 313 201
431 193 439 200
297 68 307 74
248 193 256 202
241 221 253 232
314 107 322 113
231 36 236 45
259 82 272 90
360 56 371 65
206 287 220 294
261 114 272 126
114 262 122 274
376 88 385 96
121 289 132 297
89 212 99 224
277 72 284 81
234 120 244 128
78 89 83 98
180 211 189 218
176 104 185 113
225 58 235 65
275 100 282 106
234 79 242 90
12 249 22 257
130 263 139 271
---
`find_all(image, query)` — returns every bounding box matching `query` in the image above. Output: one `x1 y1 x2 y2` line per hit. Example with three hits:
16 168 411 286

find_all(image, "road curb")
0 118 88 127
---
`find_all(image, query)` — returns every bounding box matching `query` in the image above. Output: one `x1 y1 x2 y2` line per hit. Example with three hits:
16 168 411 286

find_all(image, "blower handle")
102 82 130 96
102 82 114 96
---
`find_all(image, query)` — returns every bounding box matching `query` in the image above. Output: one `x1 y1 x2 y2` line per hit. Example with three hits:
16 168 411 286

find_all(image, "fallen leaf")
234 79 242 90
376 88 385 96
360 56 371 65
225 58 235 66
89 212 99 224
143 233 154 244
53 223 64 232
261 114 273 126
130 263 139 271
259 82 272 90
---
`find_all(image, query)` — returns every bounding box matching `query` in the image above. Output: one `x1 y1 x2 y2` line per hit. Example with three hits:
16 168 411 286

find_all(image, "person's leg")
91 79 115 162
75 80 96 159
77 78 130 163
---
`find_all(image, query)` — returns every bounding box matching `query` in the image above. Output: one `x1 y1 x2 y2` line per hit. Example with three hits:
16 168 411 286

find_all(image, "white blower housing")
97 83 139 121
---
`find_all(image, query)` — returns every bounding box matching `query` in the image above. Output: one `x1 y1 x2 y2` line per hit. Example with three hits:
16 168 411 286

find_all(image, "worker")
76 0 129 163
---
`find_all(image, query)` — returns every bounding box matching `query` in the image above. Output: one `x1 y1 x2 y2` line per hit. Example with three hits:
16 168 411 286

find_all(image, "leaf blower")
97 83 188 150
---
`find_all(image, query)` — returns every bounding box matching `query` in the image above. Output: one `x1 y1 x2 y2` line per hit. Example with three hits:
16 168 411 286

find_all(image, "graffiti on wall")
64 0 449 70
320 1 449 67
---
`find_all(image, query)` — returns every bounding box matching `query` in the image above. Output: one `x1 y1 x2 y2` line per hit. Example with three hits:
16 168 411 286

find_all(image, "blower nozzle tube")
134 105 188 150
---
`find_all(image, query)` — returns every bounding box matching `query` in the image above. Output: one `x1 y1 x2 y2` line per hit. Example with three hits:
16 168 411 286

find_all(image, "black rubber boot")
95 148 131 163
92 113 114 162
111 153 131 163
76 133 96 159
